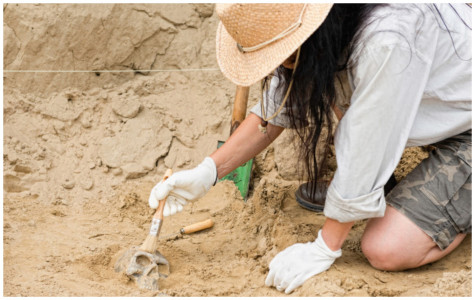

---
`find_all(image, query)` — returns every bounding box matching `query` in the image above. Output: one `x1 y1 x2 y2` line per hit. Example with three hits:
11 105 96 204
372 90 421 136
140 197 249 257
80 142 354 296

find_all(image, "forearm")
321 218 354 251
211 113 284 179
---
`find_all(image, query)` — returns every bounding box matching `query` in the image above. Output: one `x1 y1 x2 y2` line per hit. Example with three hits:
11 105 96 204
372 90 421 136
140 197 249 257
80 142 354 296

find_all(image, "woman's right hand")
148 157 217 216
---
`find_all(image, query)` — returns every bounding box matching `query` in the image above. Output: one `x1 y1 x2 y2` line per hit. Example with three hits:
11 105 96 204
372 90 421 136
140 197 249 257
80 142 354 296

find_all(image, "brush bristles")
139 234 158 253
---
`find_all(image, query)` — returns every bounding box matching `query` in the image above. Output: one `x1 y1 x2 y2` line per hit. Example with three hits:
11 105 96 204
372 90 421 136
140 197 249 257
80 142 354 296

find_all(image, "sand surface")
3 3 471 297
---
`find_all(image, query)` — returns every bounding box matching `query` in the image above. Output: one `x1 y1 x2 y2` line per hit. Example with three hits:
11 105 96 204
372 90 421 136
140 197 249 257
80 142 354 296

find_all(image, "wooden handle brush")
140 169 173 253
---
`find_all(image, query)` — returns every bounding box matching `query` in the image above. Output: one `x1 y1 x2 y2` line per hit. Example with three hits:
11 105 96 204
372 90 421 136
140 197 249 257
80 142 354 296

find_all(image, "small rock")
112 98 141 118
61 178 75 189
44 160 52 170
257 237 267 253
122 163 147 179
79 137 88 146
89 88 101 96
112 168 123 176
99 90 109 99
88 162 96 169
51 210 66 217
6 151 19 164
53 120 65 131
75 150 83 158
111 178 122 188
14 164 32 173
194 4 214 18
80 177 94 190
81 118 92 129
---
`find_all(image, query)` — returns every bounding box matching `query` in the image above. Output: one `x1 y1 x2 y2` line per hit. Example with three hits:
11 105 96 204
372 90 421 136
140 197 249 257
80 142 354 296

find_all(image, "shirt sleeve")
250 74 307 128
324 42 435 223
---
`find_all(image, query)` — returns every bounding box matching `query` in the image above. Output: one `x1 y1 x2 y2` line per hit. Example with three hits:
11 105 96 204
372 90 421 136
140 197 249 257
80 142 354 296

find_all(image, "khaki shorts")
387 130 472 250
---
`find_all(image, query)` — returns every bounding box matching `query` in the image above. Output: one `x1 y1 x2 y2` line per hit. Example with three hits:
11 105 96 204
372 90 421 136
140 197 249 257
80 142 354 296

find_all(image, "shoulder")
358 4 434 49
359 4 471 48
351 4 471 66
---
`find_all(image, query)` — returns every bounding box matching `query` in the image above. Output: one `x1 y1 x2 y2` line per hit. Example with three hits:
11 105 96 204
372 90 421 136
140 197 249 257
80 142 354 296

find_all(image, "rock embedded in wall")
98 110 173 178
3 23 21 67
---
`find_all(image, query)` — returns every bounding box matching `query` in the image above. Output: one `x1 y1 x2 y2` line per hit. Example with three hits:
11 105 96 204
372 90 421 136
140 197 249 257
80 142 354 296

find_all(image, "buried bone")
114 246 169 291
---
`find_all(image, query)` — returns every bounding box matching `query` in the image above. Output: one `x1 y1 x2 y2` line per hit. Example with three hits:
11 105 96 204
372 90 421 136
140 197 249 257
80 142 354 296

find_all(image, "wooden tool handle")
180 219 214 234
153 169 173 220
230 85 250 135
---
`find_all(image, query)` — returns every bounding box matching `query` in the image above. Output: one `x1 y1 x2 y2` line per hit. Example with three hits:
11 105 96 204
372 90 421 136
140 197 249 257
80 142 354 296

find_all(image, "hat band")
237 4 308 53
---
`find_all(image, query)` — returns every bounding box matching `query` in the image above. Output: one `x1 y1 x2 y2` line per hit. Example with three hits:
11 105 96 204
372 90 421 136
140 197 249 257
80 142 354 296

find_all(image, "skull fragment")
114 246 170 291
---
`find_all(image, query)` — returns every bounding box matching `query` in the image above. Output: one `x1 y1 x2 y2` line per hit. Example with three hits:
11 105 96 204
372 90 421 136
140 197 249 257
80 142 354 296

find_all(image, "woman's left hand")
265 230 342 294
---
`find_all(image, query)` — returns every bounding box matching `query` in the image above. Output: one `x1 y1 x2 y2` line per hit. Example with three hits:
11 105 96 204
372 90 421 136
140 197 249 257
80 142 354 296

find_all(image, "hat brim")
216 3 333 87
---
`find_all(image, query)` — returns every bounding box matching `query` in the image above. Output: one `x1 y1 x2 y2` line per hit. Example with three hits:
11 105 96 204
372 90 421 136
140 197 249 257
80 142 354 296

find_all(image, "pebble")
112 168 122 176
88 88 101 96
80 177 94 190
81 118 92 129
44 160 52 170
79 137 88 146
74 150 83 158
61 178 75 189
6 151 19 164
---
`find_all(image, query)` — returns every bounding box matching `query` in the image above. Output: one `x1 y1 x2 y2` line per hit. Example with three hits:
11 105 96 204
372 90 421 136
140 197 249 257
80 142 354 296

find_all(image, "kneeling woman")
149 3 472 294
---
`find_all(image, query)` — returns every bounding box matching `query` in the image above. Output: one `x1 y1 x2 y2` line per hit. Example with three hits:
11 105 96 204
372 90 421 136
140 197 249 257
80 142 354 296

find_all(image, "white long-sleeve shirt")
250 4 472 222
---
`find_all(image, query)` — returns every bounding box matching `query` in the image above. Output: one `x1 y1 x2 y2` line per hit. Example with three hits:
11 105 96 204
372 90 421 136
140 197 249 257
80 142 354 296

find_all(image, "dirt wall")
4 3 217 96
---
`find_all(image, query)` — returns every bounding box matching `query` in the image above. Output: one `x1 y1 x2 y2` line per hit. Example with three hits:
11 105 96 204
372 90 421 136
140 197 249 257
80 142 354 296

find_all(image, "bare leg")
361 206 466 271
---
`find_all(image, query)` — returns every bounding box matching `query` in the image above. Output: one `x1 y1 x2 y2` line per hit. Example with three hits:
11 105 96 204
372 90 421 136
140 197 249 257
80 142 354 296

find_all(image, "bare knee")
361 231 409 271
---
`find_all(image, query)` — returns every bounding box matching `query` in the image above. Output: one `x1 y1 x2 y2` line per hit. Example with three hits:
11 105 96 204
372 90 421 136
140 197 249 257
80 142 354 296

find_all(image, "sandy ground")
3 3 472 297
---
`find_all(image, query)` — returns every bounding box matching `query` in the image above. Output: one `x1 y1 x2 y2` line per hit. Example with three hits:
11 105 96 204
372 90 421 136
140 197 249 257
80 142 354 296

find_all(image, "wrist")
202 157 218 186
321 218 354 251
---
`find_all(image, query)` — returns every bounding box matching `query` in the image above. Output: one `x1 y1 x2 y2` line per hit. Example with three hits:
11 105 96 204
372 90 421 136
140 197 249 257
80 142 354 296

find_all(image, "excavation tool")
159 219 214 241
218 85 252 200
114 169 172 291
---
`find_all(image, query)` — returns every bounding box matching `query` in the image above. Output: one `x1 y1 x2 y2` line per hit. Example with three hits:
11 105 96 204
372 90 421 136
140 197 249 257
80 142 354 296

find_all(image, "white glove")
148 157 217 216
265 230 342 294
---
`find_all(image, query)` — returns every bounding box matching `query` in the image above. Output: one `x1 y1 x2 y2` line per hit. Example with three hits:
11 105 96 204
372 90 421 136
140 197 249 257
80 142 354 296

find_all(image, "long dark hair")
263 4 383 193
262 4 471 197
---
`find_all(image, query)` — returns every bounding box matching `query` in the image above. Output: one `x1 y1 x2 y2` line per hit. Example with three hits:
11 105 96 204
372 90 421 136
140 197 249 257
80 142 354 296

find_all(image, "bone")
114 246 169 291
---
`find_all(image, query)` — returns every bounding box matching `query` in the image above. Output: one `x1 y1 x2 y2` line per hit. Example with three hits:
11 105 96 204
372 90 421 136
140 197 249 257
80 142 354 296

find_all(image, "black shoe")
295 181 329 212
295 174 398 213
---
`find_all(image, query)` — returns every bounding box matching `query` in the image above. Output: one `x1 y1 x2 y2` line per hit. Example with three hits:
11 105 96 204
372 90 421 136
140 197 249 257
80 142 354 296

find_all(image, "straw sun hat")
216 3 333 87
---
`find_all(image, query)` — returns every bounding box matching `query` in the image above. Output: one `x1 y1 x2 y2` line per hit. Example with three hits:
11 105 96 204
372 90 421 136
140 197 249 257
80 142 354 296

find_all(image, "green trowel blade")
217 140 252 201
